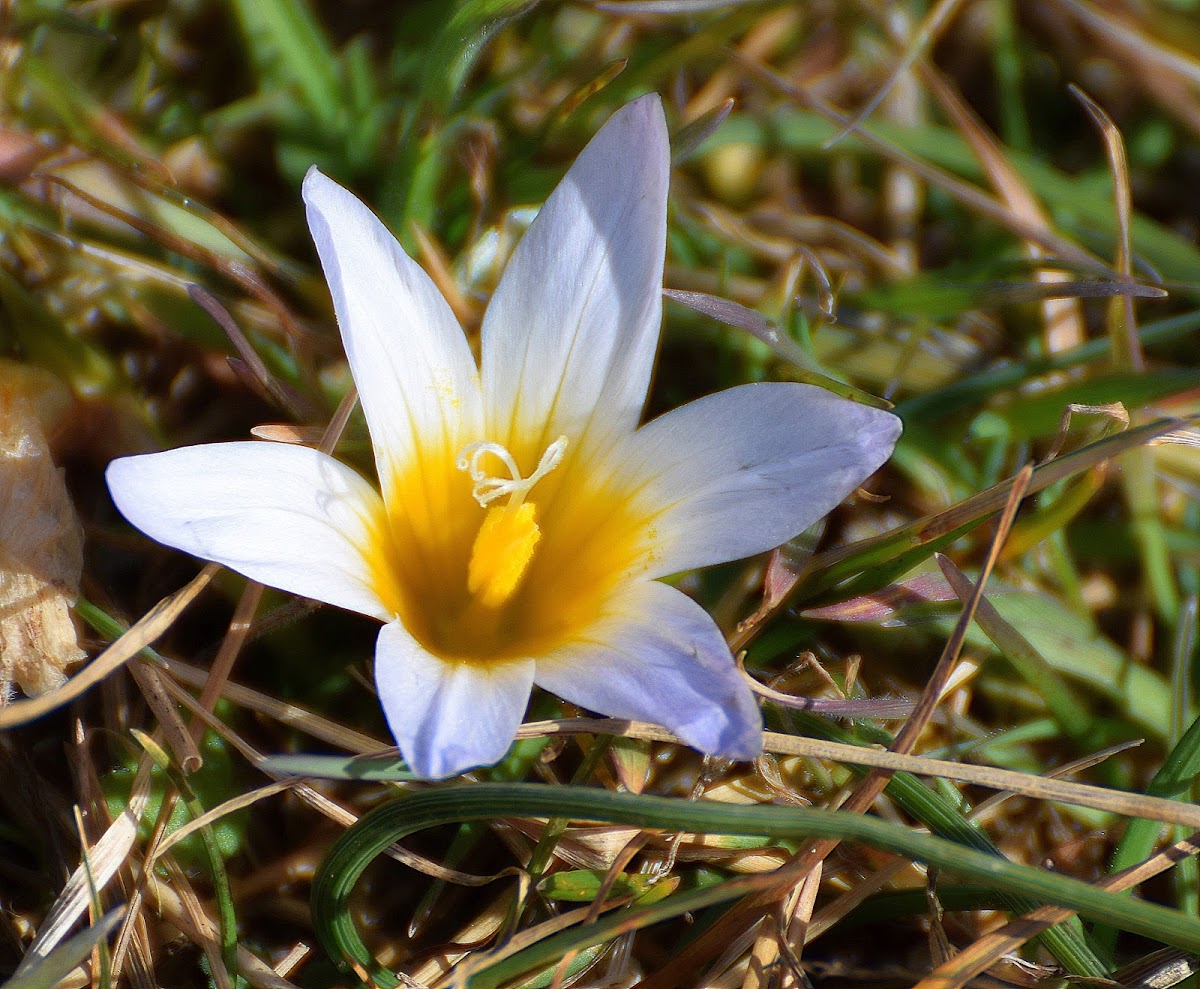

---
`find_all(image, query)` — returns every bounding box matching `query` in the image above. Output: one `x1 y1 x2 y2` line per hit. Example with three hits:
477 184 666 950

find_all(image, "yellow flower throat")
457 435 568 610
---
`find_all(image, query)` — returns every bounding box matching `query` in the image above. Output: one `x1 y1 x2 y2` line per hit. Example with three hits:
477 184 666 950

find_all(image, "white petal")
374 622 535 779
620 382 902 577
535 581 762 761
481 95 669 458
303 169 482 503
106 442 392 621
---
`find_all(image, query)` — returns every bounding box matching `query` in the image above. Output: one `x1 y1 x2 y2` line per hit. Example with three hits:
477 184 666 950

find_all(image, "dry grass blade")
410 222 477 329
1051 0 1200 140
411 889 521 987
188 285 317 421
158 672 509 886
144 871 301 989
778 861 822 981
249 424 327 445
967 739 1145 829
126 661 202 773
112 579 265 984
913 831 1200 989
804 858 913 945
873 464 1031 757
662 287 895 409
0 564 218 729
192 583 264 727
921 65 1085 352
318 382 359 455
1041 401 1129 464
734 52 1108 273
593 0 765 10
17 765 152 972
1051 0 1200 88
552 58 629 126
546 832 651 989
33 173 301 334
824 0 966 149
151 779 303 861
1070 84 1145 371
509 720 1200 833
739 664 915 719
165 858 234 989
646 465 1033 988
451 889 652 987
158 656 388 753
1113 949 1200 989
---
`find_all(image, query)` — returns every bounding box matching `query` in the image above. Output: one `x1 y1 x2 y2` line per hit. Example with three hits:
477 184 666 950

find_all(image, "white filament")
456 435 569 509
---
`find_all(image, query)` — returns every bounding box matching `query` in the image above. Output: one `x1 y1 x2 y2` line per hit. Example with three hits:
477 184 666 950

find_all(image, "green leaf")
421 0 540 110
539 869 657 903
224 0 343 129
987 593 1172 739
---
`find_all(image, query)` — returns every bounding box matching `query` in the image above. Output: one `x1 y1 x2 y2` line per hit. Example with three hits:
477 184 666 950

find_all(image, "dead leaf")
0 384 85 699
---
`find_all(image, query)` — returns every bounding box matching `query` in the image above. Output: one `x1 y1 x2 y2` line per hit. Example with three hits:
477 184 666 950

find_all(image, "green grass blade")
223 0 342 128
308 783 1200 986
795 418 1184 607
131 731 238 981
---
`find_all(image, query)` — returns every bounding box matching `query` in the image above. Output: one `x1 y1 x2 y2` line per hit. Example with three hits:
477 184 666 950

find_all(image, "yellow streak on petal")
467 502 540 609
374 440 657 666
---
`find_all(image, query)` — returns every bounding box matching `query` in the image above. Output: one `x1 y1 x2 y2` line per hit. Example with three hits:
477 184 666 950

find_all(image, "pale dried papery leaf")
0 389 85 698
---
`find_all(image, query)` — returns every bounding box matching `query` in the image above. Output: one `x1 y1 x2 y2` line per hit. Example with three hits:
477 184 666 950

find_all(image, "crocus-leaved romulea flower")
106 96 901 779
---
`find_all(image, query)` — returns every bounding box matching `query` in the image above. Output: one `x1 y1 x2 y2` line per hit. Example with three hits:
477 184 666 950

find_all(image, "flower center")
456 436 568 609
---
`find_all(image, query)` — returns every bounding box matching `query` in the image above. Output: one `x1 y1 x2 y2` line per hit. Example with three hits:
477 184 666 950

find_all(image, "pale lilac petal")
535 580 762 761
106 442 394 621
303 169 483 503
374 621 535 779
481 95 669 458
619 383 902 578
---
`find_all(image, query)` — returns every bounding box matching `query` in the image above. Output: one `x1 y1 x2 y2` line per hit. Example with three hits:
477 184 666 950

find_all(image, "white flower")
106 96 901 779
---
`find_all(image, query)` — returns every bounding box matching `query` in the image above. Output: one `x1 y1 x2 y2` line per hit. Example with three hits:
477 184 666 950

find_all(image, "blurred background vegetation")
2 0 1200 986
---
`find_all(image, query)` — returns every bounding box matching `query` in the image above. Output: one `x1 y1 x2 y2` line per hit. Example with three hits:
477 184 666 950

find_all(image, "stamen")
456 436 570 610
456 436 568 509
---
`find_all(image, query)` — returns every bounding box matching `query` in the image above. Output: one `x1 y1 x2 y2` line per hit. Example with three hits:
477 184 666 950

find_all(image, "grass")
1 0 1199 987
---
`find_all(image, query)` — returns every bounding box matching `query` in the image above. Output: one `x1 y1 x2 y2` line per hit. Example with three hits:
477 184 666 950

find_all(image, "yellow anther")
467 502 541 609
456 435 568 610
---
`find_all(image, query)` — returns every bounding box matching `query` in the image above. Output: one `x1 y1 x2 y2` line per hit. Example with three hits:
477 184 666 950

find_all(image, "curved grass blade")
311 783 1200 987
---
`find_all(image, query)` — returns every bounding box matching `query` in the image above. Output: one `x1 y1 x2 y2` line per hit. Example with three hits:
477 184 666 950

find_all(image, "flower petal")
535 580 762 761
374 622 535 779
481 95 669 458
303 168 482 503
106 442 393 621
619 382 902 577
